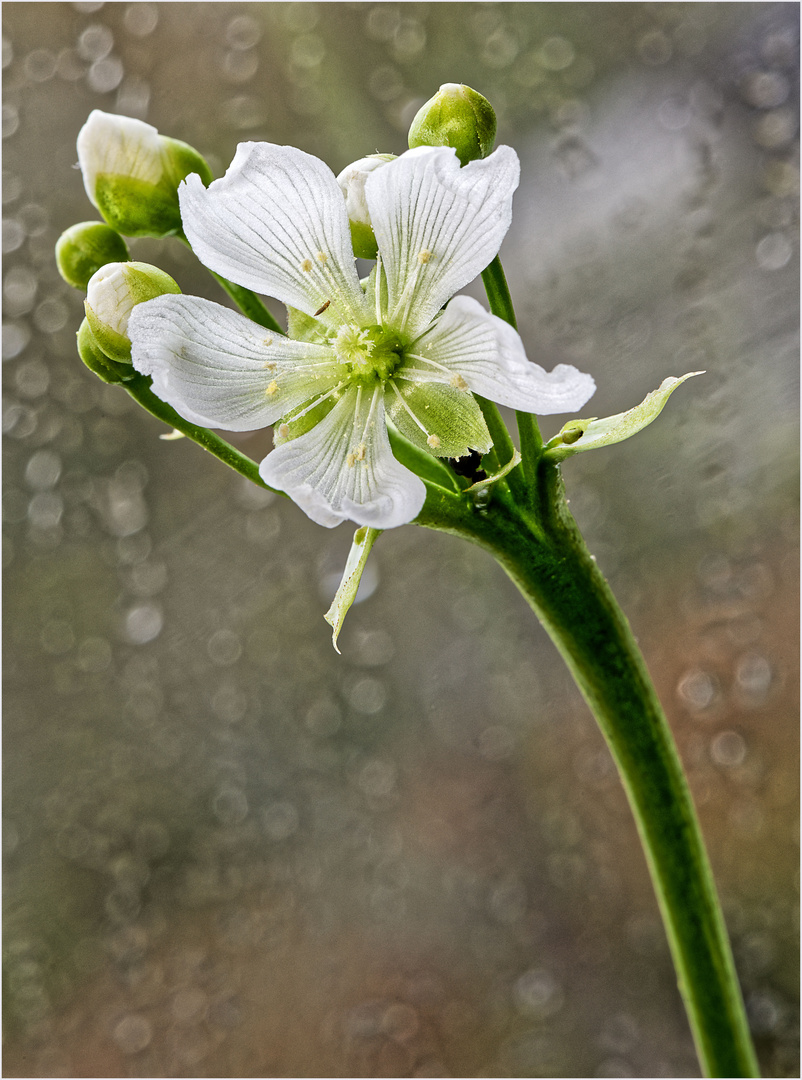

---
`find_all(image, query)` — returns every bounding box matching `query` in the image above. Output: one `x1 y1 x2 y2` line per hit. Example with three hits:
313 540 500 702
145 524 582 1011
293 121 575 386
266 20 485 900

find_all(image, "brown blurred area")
3 3 798 1077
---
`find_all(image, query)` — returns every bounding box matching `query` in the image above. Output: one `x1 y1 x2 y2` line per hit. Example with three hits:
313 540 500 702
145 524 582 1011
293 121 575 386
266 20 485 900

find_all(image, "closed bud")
336 154 396 259
84 261 181 362
408 83 496 166
77 110 213 238
55 221 130 290
76 318 136 385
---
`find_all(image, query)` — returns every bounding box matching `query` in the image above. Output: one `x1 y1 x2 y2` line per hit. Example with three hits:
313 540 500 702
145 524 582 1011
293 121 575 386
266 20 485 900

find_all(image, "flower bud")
408 84 496 166
55 221 130 290
84 261 181 362
77 110 213 237
336 154 396 259
76 318 137 385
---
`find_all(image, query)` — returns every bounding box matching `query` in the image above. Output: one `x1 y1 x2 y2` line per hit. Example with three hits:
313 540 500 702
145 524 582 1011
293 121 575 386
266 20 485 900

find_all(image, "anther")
450 373 469 391
278 423 289 438
263 361 277 371
301 259 313 272
266 380 279 395
316 251 328 263
418 249 434 264
427 434 441 449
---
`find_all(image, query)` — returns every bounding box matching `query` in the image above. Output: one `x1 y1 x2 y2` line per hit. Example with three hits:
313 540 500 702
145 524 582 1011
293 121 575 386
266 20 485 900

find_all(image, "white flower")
128 142 595 529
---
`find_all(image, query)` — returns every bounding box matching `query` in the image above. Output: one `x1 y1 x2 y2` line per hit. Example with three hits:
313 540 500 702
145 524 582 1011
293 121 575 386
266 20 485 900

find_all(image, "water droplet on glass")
28 491 63 529
735 653 772 698
116 75 150 119
637 30 672 66
677 668 718 711
40 619 75 655
171 987 208 1024
261 800 299 840
2 36 13 69
741 70 790 109
513 967 564 1018
123 3 158 37
25 449 61 490
77 23 113 62
112 1013 153 1054
88 55 124 93
539 36 575 71
2 103 20 140
346 676 387 714
207 628 242 666
124 603 163 644
755 232 792 271
33 298 68 334
225 14 262 49
3 266 37 314
76 636 112 672
212 785 248 825
710 730 747 768
752 108 797 149
23 48 56 83
358 758 396 798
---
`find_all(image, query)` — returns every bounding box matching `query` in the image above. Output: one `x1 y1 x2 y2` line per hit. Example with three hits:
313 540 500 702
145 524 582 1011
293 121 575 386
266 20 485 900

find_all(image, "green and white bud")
408 83 497 166
76 318 137 385
55 220 130 290
77 110 213 238
84 261 180 362
336 154 396 259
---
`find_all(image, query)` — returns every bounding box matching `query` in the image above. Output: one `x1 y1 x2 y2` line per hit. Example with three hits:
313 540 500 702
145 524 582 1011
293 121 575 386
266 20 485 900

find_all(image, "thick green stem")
417 475 759 1078
481 256 543 499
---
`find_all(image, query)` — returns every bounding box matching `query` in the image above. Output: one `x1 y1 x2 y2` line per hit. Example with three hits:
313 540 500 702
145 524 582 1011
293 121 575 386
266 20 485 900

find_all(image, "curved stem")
123 372 280 495
417 475 759 1078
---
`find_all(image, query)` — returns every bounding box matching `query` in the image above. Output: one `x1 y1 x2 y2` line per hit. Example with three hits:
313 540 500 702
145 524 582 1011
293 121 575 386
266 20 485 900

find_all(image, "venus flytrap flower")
77 110 212 238
128 140 595 529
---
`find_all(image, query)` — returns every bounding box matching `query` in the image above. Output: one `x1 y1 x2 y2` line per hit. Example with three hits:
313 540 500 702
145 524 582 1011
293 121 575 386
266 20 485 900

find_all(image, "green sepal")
544 372 704 462
350 220 378 261
286 305 329 344
385 380 491 459
55 221 130 290
387 426 461 493
324 526 381 653
76 318 138 385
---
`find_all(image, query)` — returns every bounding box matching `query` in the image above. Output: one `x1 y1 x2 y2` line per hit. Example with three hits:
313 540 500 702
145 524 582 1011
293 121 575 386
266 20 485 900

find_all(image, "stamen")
418 249 434 264
374 254 383 326
278 423 289 438
263 361 277 371
301 259 313 272
404 351 457 378
262 335 273 346
316 251 328 263
450 374 469 391
388 378 433 440
291 381 345 422
266 380 279 396
427 434 441 449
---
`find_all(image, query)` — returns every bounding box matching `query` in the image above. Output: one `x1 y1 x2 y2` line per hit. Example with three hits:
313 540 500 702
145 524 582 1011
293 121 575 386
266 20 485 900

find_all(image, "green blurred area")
3 3 798 1077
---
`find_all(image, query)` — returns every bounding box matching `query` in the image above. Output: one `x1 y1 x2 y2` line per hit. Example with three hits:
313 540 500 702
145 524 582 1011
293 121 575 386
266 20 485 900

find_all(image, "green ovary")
333 324 404 383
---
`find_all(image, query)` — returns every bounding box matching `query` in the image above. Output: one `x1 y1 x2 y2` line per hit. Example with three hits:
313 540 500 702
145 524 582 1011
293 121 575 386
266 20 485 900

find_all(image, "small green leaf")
324 526 381 654
544 372 704 462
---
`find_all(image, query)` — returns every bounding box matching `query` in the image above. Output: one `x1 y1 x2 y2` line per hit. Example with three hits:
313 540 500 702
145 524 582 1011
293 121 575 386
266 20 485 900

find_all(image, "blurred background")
2 3 798 1077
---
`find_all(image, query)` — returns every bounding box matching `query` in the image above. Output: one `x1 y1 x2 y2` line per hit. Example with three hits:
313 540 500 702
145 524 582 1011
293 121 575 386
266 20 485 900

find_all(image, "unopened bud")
77 110 213 237
84 261 180 362
408 83 496 166
76 318 136 385
336 154 396 259
55 221 130 290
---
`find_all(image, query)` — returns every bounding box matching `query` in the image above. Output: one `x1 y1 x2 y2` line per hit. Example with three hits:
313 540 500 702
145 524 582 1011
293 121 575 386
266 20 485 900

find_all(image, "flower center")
333 323 403 382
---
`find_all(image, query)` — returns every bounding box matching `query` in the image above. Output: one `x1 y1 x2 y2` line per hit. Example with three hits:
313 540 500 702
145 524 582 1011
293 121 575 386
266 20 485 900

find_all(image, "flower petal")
129 294 343 430
259 384 426 529
406 295 596 415
180 143 370 324
365 145 519 336
77 110 165 206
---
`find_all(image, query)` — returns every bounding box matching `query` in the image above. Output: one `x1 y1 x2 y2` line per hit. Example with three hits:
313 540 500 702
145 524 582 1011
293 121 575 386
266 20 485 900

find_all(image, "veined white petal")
259 385 426 529
129 294 343 430
365 145 520 337
407 295 596 415
77 110 165 206
180 143 369 324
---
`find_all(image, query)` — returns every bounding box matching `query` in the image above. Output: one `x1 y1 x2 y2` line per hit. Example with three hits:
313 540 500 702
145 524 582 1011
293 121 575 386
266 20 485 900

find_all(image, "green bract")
544 372 704 461
55 221 130 290
408 83 497 166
